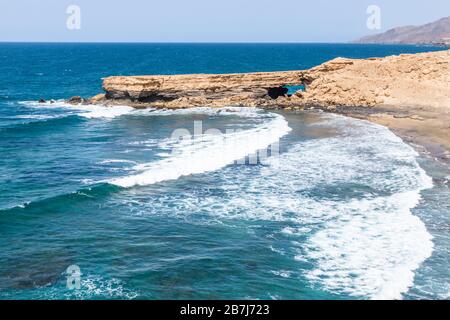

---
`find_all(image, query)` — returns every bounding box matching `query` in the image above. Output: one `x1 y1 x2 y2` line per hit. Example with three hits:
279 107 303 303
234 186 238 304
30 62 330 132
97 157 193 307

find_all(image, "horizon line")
0 41 433 46
0 40 348 44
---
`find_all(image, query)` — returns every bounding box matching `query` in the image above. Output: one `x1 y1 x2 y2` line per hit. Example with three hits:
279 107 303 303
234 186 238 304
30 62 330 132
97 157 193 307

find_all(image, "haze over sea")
0 43 449 299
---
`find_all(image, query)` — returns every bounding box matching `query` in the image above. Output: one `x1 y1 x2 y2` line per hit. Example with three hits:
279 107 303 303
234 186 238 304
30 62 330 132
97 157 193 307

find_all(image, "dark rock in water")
432 177 450 188
38 99 46 103
50 99 56 104
68 96 83 104
0 250 74 290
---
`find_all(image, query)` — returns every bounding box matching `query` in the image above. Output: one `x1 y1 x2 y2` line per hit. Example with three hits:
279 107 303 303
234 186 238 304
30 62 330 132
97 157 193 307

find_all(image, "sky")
0 0 449 42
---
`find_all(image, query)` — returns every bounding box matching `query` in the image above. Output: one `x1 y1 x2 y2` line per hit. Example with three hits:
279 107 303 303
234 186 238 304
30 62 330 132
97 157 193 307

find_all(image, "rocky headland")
67 49 450 163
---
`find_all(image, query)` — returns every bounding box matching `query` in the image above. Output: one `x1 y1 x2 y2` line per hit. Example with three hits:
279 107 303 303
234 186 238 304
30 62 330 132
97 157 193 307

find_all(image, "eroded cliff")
297 50 450 109
78 49 449 110
98 71 306 108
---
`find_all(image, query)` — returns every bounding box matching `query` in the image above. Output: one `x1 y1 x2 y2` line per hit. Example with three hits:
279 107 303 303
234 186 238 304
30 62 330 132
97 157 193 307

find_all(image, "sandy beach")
330 104 450 166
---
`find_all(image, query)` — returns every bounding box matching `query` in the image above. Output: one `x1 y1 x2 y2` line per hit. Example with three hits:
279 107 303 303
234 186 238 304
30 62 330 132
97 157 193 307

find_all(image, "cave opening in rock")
267 87 289 99
267 84 306 99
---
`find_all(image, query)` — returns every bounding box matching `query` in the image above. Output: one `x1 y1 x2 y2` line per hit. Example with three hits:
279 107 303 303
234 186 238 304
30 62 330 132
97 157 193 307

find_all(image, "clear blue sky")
1 0 449 42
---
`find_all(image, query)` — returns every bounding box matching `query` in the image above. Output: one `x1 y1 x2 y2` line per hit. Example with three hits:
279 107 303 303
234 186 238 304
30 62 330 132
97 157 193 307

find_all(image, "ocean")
0 43 448 300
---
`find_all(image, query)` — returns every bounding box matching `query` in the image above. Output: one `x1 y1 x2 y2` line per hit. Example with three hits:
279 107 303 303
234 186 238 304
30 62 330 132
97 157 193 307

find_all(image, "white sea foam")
120 113 434 300
80 178 95 185
287 118 433 299
98 159 137 165
156 152 171 158
302 189 432 300
13 114 63 120
274 117 433 300
109 112 291 187
74 104 134 119
271 270 292 278
21 97 431 298
71 276 138 300
19 101 271 120
132 106 266 118
19 100 134 119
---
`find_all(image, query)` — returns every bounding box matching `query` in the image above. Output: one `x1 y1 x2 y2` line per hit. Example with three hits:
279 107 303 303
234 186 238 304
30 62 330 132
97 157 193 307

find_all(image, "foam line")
109 113 291 187
19 100 134 119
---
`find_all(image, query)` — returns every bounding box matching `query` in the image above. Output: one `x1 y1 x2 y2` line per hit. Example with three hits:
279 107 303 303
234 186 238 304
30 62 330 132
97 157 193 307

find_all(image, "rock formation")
66 49 450 164
78 49 449 110
293 50 450 110
96 71 305 109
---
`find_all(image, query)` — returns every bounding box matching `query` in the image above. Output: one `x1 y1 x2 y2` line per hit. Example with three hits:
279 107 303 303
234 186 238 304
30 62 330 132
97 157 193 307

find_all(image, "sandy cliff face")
89 49 449 111
295 50 450 109
100 71 306 108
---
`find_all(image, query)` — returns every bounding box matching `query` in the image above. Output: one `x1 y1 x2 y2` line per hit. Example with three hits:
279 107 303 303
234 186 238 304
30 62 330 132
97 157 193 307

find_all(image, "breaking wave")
109 111 291 187
118 114 434 299
6 102 434 299
245 116 434 300
18 101 263 120
19 100 134 119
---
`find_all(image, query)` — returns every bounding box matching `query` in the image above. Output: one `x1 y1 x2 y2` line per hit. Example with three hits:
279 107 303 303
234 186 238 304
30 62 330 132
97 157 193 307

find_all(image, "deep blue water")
0 43 449 300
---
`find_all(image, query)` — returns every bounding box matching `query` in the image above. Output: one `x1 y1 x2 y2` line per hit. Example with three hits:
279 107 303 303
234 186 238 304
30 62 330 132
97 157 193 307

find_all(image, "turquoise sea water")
0 43 449 300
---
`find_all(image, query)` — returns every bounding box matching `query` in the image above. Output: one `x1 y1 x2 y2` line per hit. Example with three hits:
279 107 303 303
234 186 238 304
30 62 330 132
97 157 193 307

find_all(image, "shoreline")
324 105 450 168
62 49 449 167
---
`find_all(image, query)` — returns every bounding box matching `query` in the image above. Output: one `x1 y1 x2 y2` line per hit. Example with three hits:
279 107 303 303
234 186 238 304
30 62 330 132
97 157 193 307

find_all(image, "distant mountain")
354 17 450 45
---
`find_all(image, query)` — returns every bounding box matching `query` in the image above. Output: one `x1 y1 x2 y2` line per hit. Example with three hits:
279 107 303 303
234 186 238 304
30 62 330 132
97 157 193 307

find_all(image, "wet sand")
329 104 450 167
